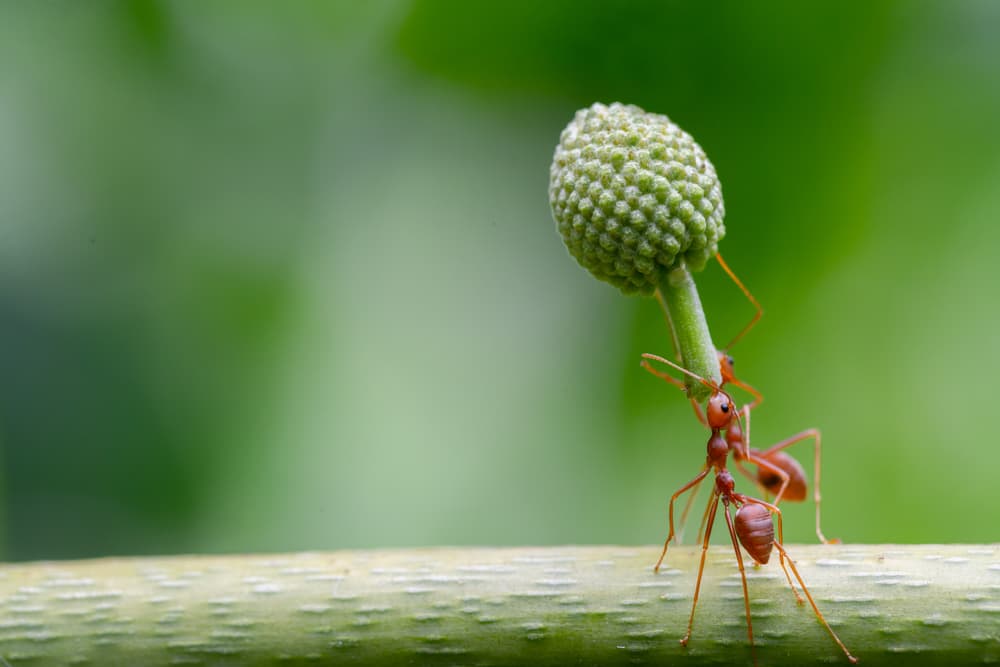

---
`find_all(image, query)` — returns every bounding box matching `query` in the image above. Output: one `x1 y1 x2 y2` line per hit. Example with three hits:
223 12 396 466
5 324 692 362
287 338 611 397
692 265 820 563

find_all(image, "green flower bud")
549 103 725 295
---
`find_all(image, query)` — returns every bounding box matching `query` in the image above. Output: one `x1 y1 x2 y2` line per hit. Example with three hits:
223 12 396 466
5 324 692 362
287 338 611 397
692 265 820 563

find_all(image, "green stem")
656 264 721 401
0 545 996 666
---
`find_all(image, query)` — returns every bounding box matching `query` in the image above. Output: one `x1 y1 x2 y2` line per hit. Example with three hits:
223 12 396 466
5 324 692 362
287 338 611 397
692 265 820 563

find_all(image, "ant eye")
722 402 730 413
727 356 734 366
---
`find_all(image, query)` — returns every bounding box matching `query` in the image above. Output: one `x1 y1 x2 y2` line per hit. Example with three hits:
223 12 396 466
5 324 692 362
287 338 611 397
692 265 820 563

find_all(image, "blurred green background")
1 0 998 562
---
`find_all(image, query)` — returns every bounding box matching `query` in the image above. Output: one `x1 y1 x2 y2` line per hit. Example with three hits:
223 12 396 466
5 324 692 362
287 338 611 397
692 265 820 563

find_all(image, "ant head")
718 350 736 384
706 390 735 430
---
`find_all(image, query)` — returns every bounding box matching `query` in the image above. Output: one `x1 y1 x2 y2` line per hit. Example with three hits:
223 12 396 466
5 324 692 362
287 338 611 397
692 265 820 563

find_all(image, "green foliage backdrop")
1 0 998 561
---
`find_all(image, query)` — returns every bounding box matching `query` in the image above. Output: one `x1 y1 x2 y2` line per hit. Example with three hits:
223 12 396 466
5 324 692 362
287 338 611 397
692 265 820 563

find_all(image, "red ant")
643 253 834 544
648 358 857 664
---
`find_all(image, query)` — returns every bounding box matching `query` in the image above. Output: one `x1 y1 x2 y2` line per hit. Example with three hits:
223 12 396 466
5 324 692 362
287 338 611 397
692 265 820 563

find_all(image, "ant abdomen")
757 451 808 502
735 503 774 565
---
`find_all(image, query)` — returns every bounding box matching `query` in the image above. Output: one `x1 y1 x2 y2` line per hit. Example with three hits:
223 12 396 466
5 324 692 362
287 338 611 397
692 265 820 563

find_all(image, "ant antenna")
640 353 725 396
715 252 762 351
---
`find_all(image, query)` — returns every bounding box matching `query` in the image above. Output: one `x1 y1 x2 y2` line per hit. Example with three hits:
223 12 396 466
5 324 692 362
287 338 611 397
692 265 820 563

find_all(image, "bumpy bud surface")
549 103 725 295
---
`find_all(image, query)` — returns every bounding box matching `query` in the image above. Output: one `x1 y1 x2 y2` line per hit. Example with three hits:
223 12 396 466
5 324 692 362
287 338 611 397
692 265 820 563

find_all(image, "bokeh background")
1 1 998 562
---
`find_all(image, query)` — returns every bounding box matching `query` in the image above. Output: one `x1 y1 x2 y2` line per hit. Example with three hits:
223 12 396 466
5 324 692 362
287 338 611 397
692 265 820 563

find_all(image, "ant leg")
676 475 706 543
655 466 711 572
747 455 793 506
640 353 723 395
689 397 707 426
728 375 764 411
772 541 858 664
681 490 720 648
722 501 756 666
694 486 716 544
737 407 794 507
640 359 709 427
715 252 763 352
739 404 752 458
640 357 687 391
758 429 835 544
730 407 777 501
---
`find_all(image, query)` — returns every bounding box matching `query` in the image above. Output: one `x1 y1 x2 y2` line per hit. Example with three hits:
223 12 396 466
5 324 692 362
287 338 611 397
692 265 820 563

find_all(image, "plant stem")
0 545 996 666
656 264 720 401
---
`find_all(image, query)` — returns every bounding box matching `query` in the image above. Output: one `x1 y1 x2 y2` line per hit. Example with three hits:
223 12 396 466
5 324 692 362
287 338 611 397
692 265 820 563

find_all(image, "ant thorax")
715 468 736 496
706 432 728 465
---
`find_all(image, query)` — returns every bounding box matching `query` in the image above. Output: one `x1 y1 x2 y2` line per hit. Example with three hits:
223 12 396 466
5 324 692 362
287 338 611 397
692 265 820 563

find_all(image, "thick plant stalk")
0 545 997 666
657 264 721 401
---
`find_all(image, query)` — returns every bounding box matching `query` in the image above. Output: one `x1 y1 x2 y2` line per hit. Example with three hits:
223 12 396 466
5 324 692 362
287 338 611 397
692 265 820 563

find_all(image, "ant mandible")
649 359 857 665
641 253 835 544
